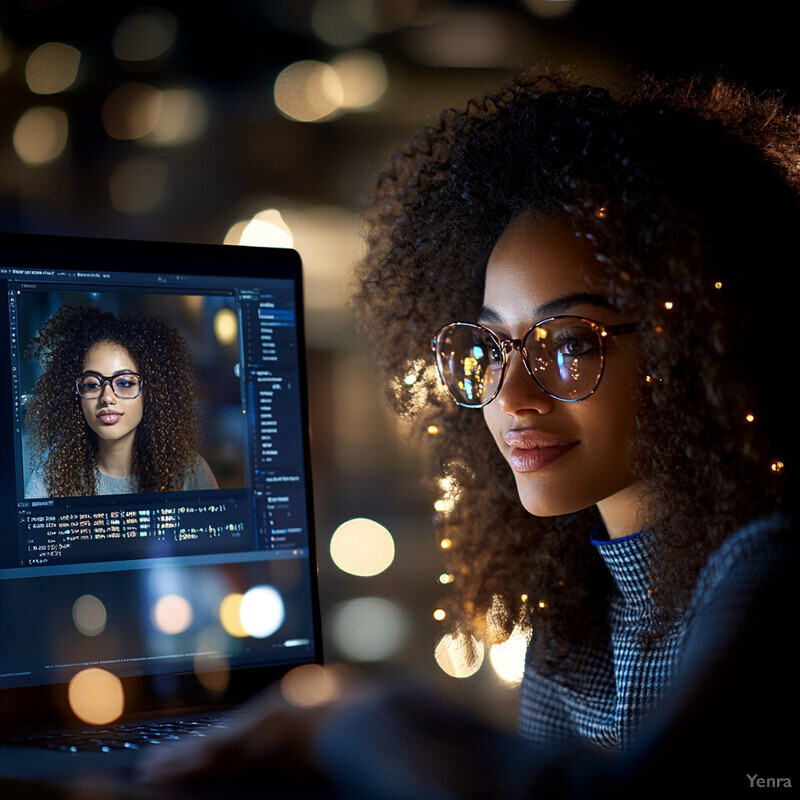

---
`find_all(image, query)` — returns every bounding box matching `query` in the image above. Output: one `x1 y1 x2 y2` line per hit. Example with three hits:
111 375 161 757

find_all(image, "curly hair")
25 303 202 496
351 69 797 676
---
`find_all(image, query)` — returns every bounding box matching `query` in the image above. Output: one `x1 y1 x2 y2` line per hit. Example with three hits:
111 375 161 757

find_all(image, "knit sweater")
518 526 680 751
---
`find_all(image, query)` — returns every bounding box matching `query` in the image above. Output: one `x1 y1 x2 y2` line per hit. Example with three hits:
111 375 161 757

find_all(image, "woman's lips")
504 430 578 472
98 411 122 425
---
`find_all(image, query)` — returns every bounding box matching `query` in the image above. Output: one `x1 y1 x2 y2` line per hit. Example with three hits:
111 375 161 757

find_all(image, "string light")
771 461 785 473
538 600 546 609
433 608 447 621
440 538 452 549
664 301 674 310
438 573 454 584
427 425 439 435
714 281 723 289
745 414 755 423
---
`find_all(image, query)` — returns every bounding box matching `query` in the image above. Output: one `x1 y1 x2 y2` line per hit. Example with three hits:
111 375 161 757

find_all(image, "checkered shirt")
518 527 681 752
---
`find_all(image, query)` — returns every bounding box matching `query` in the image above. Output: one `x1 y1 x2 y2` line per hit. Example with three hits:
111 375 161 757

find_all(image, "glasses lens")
111 374 142 398
77 373 142 399
435 324 503 407
77 375 103 398
525 318 603 400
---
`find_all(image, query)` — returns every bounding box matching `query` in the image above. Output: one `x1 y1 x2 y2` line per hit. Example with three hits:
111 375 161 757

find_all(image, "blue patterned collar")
590 523 655 606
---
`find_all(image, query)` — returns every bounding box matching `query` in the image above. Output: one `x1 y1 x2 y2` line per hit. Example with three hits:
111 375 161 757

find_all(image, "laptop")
0 232 323 794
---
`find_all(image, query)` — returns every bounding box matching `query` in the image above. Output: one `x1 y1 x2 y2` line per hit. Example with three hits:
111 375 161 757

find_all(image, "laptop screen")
0 232 321 722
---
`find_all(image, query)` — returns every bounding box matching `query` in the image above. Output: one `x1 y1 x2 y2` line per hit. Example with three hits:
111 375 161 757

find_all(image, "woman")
141 70 796 792
25 302 218 497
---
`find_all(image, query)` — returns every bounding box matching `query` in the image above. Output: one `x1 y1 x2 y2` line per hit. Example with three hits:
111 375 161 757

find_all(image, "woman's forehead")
83 340 137 368
483 217 606 314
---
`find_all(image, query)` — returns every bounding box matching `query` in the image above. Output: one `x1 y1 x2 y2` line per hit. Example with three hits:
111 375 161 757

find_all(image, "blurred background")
1 0 797 729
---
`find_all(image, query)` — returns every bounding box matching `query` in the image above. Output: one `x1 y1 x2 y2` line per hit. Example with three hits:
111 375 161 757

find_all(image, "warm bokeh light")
68 668 124 725
523 0 578 18
435 633 484 678
102 82 163 140
113 7 178 63
219 592 248 637
213 308 239 345
330 50 388 109
273 60 343 122
25 42 81 94
13 107 68 165
280 663 343 708
311 0 370 47
488 626 531 686
152 593 193 634
329 517 395 577
329 597 409 661
433 608 446 621
140 88 209 146
109 157 168 214
72 594 107 637
239 585 285 639
194 629 230 693
239 209 294 248
278 205 362 311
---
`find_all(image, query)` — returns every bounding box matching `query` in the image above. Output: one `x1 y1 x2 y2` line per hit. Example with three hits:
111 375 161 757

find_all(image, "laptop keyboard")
6 715 231 753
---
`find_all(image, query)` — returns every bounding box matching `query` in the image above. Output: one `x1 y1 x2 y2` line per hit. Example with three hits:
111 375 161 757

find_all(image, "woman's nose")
100 382 116 403
495 350 555 416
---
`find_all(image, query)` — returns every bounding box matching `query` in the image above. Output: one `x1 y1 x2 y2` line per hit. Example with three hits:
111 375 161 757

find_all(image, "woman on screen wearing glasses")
141 71 796 793
24 303 218 497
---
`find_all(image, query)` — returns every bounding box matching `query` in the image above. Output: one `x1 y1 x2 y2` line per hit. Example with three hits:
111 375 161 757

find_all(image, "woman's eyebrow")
536 292 614 317
478 292 613 324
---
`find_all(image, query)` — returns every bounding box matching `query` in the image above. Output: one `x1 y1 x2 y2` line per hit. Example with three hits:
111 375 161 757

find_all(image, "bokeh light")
109 157 168 214
25 42 81 94
523 0 578 19
311 0 370 47
113 7 178 64
273 60 343 122
140 88 209 146
151 593 193 634
72 594 107 637
280 663 343 708
13 107 68 165
329 50 388 109
329 597 409 661
235 209 294 248
194 628 230 693
213 308 239 345
488 626 531 686
219 592 248 637
102 82 163 140
68 668 125 725
435 633 484 678
329 517 395 577
239 585 285 639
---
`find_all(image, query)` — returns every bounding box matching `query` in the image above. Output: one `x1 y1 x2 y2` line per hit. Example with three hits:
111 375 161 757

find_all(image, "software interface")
0 253 318 691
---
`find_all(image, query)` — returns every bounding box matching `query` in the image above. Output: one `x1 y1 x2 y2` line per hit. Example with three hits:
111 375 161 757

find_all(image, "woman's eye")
556 336 597 358
81 379 100 390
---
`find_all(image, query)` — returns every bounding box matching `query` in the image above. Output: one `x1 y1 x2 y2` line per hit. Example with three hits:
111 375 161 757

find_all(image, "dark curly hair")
351 69 797 676
25 303 202 496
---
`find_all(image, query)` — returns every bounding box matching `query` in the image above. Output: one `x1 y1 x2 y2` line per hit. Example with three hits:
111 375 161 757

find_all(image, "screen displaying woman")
25 303 218 497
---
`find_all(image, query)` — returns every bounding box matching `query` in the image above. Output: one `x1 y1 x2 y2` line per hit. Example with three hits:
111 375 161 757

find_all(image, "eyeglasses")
432 316 640 407
76 371 144 400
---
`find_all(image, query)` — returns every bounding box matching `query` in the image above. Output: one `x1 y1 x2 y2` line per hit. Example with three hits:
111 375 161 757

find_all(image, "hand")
137 663 361 786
